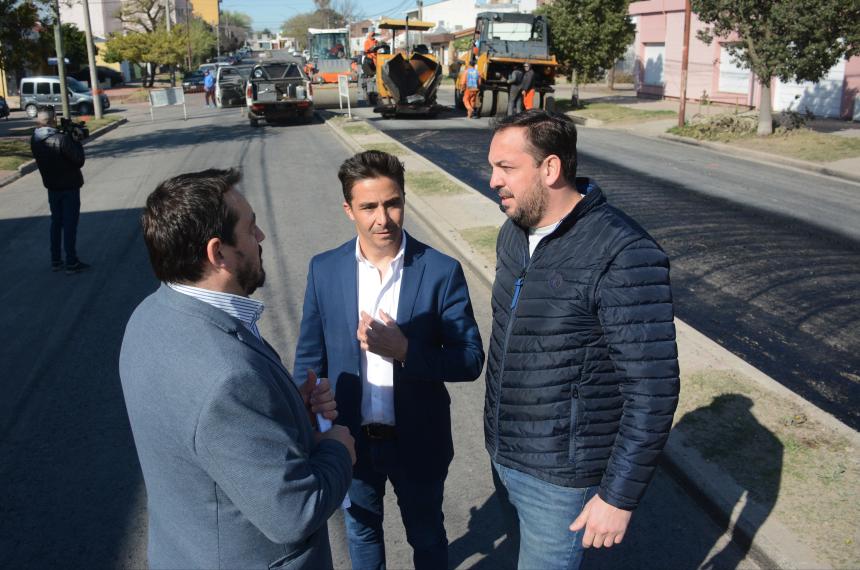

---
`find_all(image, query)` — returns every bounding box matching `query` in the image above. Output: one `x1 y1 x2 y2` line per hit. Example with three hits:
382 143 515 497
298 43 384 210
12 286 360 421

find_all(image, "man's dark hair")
338 150 405 203
141 168 242 283
493 110 578 183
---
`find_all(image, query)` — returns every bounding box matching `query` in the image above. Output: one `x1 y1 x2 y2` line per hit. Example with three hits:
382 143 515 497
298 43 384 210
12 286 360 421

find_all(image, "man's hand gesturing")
356 309 408 362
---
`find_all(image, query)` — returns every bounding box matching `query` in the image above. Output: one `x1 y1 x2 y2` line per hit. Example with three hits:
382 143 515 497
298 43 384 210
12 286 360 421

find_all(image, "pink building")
629 0 860 120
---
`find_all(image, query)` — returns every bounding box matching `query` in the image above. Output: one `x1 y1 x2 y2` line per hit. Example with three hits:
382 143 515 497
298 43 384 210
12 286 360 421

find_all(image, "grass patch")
670 114 860 162
342 122 376 136
81 114 123 132
405 171 466 197
112 88 151 104
0 138 32 170
675 370 860 568
459 225 499 262
733 130 860 162
668 113 758 142
559 101 676 123
362 142 407 156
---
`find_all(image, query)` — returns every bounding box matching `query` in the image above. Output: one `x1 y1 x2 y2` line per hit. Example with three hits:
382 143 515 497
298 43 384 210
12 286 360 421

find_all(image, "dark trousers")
47 188 81 265
344 438 448 570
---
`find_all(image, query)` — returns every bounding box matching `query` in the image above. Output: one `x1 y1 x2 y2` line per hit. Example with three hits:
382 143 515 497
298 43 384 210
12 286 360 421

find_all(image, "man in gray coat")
120 168 355 569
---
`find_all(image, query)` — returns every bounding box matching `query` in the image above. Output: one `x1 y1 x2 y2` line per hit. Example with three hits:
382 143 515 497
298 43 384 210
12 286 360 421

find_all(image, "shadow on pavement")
450 452 770 570
0 208 157 566
448 491 517 570
671 394 782 570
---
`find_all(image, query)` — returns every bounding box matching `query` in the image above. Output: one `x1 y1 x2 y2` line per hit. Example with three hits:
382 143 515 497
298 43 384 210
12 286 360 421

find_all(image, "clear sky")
219 0 418 32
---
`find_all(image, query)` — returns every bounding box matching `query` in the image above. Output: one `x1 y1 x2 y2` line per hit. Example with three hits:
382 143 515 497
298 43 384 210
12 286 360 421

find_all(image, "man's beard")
500 180 548 229
237 246 265 296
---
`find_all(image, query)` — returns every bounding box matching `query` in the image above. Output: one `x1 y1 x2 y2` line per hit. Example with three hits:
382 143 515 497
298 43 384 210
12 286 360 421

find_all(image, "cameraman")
30 106 90 274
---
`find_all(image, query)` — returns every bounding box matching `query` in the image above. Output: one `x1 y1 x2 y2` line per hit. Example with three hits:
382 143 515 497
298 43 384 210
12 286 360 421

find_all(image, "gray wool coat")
119 284 352 569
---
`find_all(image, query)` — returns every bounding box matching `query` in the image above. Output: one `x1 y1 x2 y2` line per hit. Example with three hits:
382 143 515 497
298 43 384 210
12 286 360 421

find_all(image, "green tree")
281 10 346 50
104 29 187 86
0 0 40 74
38 23 90 72
538 0 635 105
221 10 252 52
692 0 860 135
178 16 217 68
103 31 151 84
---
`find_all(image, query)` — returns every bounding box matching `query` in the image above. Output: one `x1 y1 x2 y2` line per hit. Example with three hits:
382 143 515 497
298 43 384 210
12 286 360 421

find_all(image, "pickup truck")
245 60 314 126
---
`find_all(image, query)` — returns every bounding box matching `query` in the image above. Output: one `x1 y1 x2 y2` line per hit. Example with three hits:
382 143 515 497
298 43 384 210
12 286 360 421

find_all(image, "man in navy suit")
294 151 485 570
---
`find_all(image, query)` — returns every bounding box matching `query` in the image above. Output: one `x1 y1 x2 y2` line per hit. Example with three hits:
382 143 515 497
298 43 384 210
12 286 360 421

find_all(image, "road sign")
337 75 352 118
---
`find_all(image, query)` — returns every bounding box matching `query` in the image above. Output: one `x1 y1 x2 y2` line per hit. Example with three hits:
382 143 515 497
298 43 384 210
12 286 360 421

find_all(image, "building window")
718 45 751 94
643 43 665 86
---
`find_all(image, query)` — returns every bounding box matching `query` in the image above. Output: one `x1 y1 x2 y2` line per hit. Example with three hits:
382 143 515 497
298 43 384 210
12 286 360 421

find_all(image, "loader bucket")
380 52 442 105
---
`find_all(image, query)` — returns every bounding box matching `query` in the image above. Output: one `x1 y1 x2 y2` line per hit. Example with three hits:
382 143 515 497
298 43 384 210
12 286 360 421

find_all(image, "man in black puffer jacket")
484 110 679 570
30 106 90 274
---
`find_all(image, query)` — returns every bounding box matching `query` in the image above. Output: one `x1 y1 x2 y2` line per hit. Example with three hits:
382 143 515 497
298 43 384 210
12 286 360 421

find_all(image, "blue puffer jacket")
484 179 679 511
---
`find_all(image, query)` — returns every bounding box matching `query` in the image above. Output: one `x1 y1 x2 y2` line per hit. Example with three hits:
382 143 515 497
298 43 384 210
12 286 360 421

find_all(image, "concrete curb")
657 132 860 185
566 113 605 128
323 111 847 570
0 116 128 190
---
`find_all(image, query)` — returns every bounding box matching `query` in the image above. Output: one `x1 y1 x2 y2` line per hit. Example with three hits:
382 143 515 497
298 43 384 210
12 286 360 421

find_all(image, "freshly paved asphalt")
0 98 758 568
360 89 860 431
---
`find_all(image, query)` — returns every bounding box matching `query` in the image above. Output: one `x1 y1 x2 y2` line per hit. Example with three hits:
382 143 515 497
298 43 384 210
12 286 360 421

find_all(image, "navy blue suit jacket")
294 233 485 478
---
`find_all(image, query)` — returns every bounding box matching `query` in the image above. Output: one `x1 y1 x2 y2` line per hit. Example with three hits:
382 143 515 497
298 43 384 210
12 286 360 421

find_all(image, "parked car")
69 66 125 88
0 95 9 120
182 71 206 93
19 76 110 118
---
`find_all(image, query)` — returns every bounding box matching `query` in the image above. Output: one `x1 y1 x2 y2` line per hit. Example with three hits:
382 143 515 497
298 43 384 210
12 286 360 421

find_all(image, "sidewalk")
323 111 860 570
568 85 860 184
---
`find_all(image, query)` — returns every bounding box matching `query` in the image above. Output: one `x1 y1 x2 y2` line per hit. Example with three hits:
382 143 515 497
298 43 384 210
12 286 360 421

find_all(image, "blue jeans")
47 188 80 265
344 439 447 570
492 461 597 570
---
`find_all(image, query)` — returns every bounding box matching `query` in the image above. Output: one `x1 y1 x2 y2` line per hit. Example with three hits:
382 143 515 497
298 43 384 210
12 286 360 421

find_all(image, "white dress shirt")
356 234 407 426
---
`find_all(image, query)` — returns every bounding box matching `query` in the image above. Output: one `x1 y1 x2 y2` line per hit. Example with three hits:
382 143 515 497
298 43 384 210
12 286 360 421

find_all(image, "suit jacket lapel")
342 241 360 355
397 234 424 324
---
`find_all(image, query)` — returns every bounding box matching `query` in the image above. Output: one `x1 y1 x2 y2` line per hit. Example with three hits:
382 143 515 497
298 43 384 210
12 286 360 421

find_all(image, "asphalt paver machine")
373 18 443 118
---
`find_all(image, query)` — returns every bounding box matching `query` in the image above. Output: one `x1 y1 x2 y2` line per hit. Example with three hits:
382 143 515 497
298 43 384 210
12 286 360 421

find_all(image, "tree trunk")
605 67 615 90
571 69 580 109
757 80 773 136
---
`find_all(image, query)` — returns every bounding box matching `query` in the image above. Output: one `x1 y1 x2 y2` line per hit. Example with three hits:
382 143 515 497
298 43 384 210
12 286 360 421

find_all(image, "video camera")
58 117 90 142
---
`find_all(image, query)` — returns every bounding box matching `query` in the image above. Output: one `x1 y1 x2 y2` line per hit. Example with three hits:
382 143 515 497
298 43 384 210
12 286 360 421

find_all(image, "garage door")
774 59 846 118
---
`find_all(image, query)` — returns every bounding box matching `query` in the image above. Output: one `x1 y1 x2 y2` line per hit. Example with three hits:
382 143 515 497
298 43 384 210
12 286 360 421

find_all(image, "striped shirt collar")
167 282 264 339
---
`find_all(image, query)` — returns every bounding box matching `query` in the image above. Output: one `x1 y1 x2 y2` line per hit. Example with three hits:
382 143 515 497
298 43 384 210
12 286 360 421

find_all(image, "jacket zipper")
493 235 548 457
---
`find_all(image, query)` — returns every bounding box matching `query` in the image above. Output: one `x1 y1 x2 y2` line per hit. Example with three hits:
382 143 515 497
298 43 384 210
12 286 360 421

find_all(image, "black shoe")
65 261 91 275
51 261 64 272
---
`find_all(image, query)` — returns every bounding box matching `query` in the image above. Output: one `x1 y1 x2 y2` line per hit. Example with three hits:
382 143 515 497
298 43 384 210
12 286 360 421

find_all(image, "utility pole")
678 0 691 128
52 0 70 119
80 0 103 118
216 0 221 58
185 0 192 70
417 0 423 46
165 0 176 86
